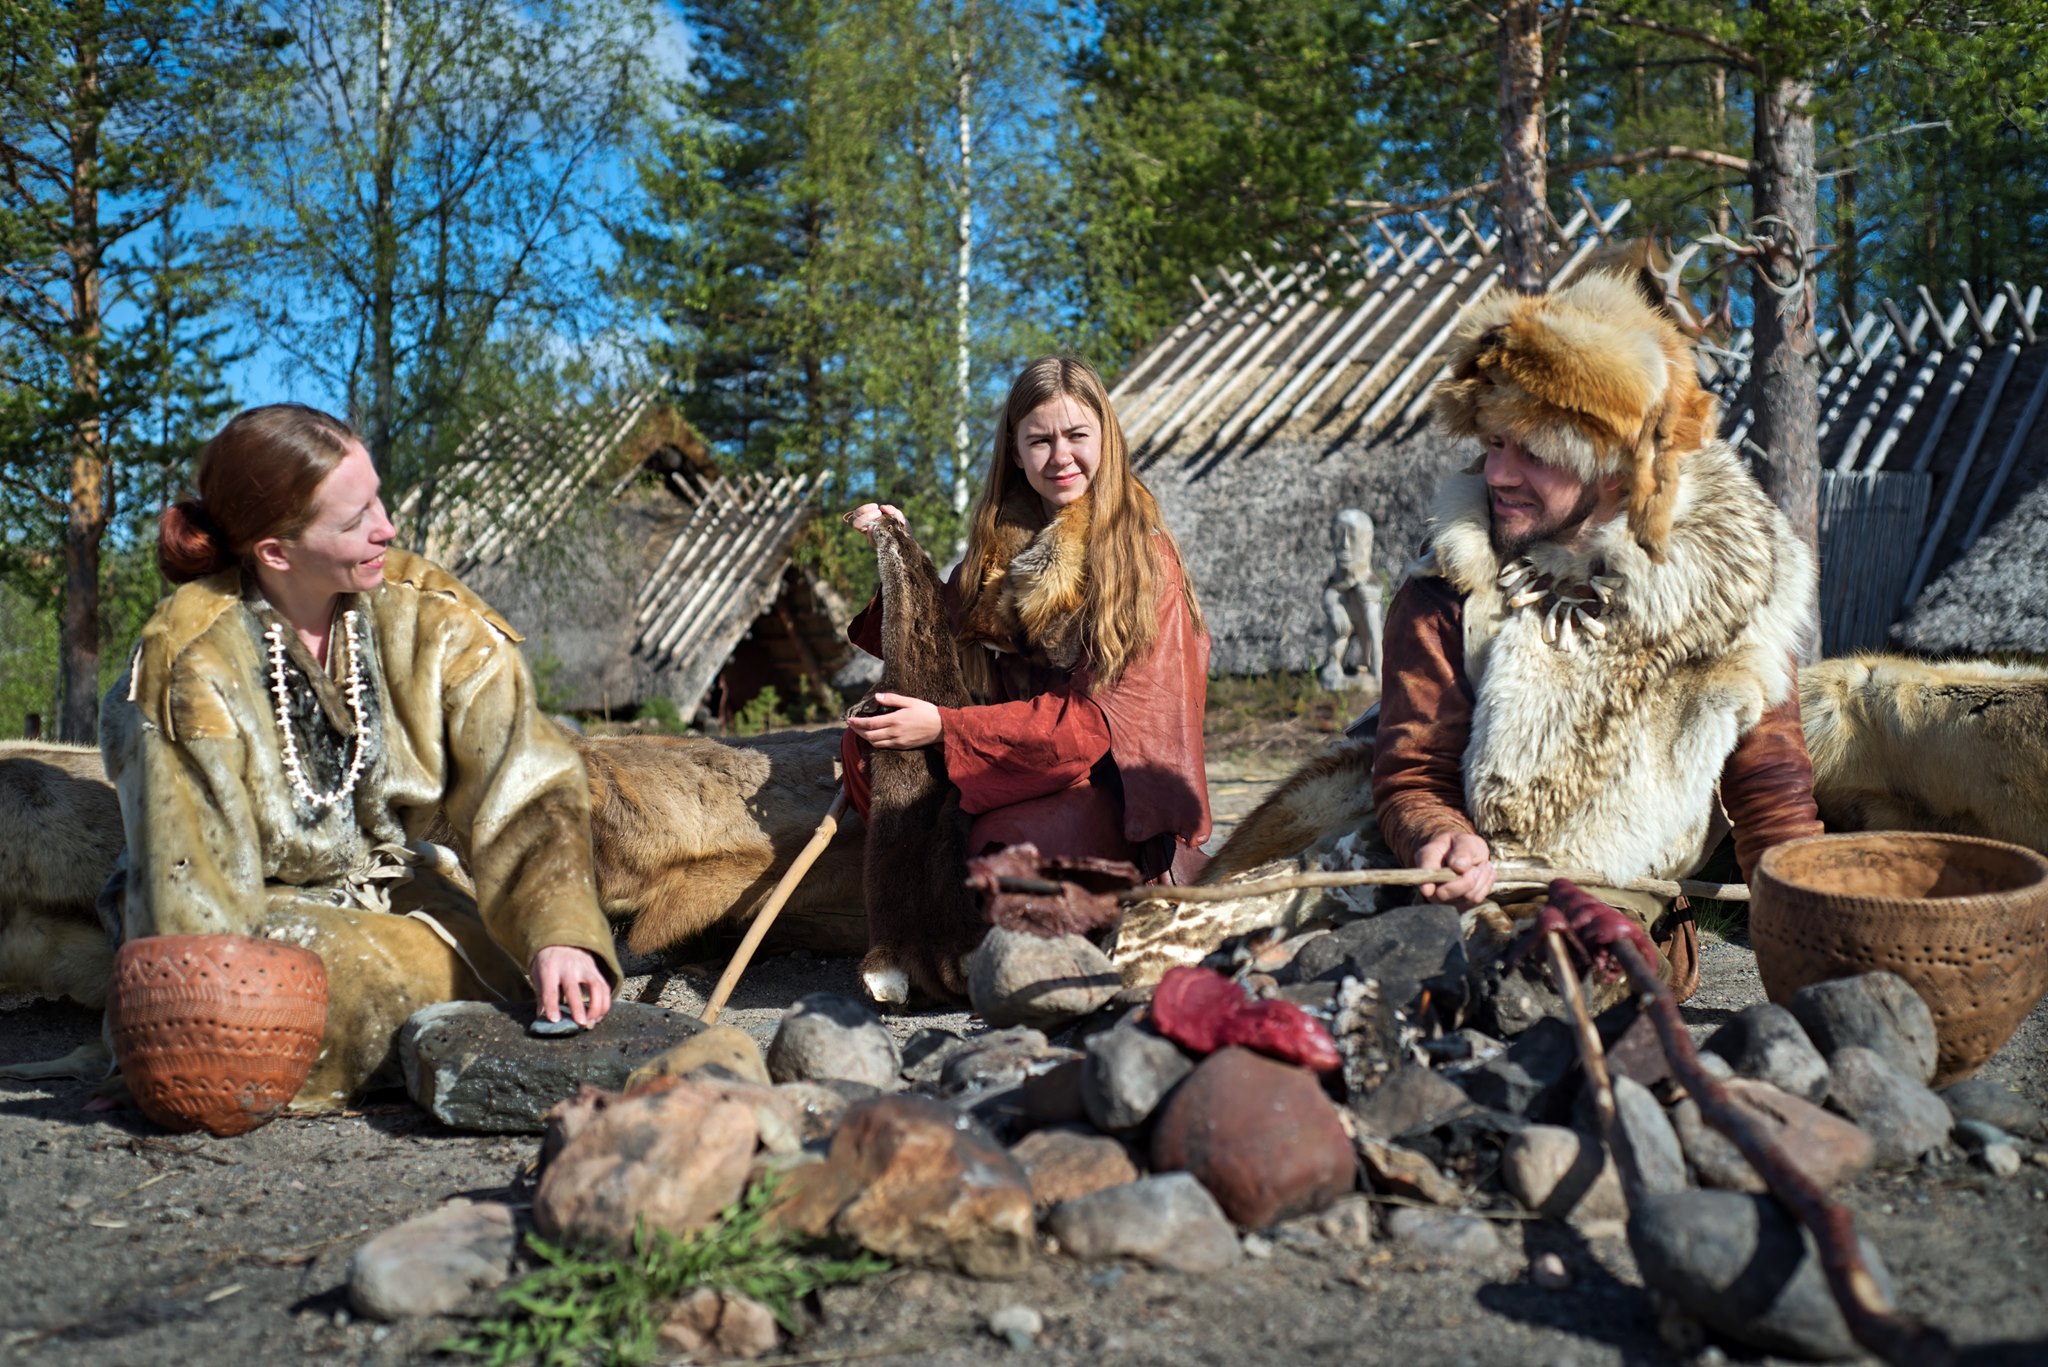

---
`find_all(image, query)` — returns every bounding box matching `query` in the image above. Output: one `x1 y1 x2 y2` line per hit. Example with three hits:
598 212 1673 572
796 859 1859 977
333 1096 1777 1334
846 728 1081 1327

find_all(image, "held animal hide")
853 518 982 1004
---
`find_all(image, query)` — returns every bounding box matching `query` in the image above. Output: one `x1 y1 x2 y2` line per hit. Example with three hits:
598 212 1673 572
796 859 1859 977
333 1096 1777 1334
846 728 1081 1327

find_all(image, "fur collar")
1417 439 1817 882
1425 440 1809 690
956 483 1092 670
129 549 520 741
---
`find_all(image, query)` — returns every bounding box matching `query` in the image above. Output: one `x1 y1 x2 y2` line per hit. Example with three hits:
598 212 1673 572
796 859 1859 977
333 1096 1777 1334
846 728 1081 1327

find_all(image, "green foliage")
1066 1 1383 363
0 582 58 737
732 685 789 737
613 0 1071 572
444 1180 888 1367
635 695 689 735
235 0 661 488
0 0 271 736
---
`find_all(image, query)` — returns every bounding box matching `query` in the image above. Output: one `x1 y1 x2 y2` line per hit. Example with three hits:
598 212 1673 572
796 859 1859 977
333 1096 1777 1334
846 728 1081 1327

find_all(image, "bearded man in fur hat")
1374 269 1824 999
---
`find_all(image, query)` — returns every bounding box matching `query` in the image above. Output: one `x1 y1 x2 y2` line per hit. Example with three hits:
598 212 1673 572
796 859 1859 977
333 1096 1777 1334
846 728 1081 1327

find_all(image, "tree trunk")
368 0 398 479
1749 64 1821 560
947 10 975 540
1497 0 1549 294
1835 167 1858 317
1708 57 1732 325
58 26 107 744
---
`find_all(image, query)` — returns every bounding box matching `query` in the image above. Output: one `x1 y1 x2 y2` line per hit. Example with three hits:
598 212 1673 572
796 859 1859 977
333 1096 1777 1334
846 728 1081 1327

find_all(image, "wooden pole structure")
700 786 850 1025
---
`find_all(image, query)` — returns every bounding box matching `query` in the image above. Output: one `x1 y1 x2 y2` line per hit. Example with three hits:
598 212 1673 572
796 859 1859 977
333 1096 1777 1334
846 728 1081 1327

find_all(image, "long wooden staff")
699 786 850 1025
1014 864 1749 906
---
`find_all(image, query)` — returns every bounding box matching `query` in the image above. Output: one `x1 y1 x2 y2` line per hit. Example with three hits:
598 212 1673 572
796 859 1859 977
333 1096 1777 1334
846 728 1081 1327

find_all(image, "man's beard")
1490 482 1602 558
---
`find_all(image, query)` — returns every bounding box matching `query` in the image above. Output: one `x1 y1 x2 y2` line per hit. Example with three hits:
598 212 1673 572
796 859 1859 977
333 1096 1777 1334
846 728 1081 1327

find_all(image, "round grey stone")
968 928 1121 1030
766 993 901 1089
1788 972 1938 1083
1825 1046 1950 1166
1703 1002 1829 1103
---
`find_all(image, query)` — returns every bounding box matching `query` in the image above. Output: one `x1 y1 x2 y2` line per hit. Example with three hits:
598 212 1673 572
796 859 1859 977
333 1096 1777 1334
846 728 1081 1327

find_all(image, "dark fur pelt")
855 519 983 1003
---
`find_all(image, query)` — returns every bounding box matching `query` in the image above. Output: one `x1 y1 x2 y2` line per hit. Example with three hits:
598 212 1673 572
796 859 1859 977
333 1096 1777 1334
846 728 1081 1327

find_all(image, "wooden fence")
1817 469 1931 654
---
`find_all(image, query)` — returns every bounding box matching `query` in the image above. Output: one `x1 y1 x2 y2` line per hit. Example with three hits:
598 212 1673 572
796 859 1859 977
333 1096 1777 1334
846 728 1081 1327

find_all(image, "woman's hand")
845 503 908 539
1414 830 1497 910
531 945 613 1028
847 692 943 749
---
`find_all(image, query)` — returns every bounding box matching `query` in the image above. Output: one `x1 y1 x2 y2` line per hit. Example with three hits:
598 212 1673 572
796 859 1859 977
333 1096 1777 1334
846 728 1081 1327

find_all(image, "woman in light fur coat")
843 357 1213 990
101 404 621 1108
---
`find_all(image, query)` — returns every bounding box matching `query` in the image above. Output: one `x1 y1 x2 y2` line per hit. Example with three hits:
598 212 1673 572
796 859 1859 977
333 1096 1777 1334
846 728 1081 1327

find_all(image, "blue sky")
202 0 697 415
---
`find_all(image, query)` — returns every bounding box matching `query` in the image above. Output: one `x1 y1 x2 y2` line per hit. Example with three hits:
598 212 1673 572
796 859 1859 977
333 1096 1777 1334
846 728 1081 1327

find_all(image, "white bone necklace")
1497 558 1616 650
264 610 368 809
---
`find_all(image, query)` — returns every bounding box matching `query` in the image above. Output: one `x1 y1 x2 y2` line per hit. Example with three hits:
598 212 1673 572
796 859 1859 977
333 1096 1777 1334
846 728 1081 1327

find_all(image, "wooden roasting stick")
1540 883 1952 1367
1104 864 1750 905
699 786 850 1026
1541 928 1648 1199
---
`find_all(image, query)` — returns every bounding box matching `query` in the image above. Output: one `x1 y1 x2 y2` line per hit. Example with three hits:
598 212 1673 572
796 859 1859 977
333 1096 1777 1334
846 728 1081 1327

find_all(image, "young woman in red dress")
841 356 1213 936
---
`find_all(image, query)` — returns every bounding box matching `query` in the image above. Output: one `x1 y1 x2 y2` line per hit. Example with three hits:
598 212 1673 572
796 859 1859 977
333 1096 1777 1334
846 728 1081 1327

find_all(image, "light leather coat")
102 549 620 1106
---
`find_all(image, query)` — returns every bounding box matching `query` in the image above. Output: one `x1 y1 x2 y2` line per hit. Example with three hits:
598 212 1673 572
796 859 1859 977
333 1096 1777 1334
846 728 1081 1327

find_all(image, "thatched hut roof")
1697 283 2046 655
1117 200 1632 674
1116 198 2047 667
398 393 852 717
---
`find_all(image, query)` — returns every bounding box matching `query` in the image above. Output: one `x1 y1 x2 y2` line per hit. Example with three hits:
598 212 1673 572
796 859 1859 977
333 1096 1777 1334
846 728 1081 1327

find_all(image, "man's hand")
1414 830 1497 910
846 503 908 539
532 945 613 1028
846 692 943 749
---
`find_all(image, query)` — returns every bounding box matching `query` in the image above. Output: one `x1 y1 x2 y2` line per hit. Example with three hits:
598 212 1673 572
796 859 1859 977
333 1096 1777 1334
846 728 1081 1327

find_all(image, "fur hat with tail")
1430 266 1718 559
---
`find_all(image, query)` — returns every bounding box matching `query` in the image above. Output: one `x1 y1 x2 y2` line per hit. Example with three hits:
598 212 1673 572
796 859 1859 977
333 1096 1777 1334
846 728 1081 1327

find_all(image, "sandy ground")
4 762 2047 1366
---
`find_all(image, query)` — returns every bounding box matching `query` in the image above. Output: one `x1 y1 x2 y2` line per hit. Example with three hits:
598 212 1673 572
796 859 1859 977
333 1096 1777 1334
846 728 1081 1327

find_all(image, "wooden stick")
1104 864 1749 906
1542 929 1646 1201
1602 932 1952 1366
701 787 849 1025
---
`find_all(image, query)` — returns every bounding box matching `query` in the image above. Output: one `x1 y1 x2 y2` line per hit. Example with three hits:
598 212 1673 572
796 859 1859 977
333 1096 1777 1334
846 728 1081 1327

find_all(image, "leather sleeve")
1371 576 1480 868
938 691 1114 816
427 593 622 988
1719 682 1825 882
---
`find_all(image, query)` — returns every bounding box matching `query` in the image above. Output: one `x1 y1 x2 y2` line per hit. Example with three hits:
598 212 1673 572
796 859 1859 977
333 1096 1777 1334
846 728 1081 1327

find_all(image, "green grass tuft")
443 1179 889 1367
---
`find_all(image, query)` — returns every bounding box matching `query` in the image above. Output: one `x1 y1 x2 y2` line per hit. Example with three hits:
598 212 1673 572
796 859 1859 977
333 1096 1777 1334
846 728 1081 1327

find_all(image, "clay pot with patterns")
107 934 329 1137
1751 832 2048 1084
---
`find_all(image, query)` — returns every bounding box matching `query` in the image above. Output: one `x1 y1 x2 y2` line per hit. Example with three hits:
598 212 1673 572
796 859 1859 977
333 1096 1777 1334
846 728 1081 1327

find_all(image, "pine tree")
1064 0 1383 364
615 0 1066 581
0 1 272 740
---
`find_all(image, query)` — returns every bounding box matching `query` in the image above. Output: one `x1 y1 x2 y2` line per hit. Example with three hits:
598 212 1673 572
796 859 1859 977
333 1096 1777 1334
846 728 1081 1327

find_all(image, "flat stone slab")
400 1000 705 1133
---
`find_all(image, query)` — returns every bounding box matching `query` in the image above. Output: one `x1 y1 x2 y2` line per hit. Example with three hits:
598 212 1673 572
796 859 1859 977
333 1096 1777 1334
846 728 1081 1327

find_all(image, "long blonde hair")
957 356 1204 686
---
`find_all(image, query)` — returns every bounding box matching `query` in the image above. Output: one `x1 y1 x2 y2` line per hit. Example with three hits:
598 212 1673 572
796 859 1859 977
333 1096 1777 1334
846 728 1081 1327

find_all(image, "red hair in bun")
157 404 360 584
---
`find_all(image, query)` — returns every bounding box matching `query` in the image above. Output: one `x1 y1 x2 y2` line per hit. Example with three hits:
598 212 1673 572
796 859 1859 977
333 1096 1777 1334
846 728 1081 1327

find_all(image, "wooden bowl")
107 934 329 1137
1751 833 2048 1084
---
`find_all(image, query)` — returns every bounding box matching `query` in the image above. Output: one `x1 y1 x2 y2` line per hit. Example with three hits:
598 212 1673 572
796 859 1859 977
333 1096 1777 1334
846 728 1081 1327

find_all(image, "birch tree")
237 0 656 488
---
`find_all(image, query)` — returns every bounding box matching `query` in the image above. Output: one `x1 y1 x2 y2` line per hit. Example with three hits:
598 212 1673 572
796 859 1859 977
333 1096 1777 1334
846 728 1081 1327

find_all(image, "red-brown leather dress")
842 543 1212 884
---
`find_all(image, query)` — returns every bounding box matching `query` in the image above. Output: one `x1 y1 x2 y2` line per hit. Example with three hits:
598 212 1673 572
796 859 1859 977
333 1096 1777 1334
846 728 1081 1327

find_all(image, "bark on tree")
1748 63 1821 559
368 0 399 480
1497 0 1550 294
947 7 975 527
58 29 108 744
